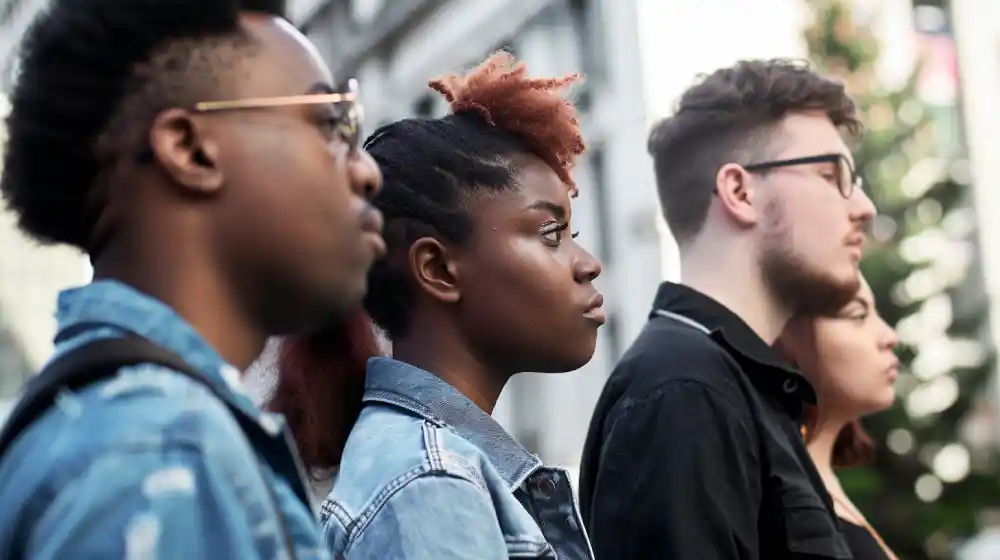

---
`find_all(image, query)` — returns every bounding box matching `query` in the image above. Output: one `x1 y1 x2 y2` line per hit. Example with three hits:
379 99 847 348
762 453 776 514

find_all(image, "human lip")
845 233 865 260
360 207 386 258
583 292 606 325
885 359 900 380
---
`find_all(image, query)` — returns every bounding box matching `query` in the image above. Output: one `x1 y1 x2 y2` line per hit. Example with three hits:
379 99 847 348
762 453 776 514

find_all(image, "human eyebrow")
525 199 567 221
305 82 336 95
837 297 869 316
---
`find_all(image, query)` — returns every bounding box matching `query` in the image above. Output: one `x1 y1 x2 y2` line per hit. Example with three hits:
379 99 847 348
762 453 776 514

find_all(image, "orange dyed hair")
429 50 585 188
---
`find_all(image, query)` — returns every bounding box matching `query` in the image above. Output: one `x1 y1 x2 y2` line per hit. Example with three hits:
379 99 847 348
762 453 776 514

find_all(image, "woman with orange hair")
269 52 602 559
776 275 901 560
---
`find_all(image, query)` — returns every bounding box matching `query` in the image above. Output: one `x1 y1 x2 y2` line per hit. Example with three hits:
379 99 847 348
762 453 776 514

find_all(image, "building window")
603 308 623 363
0 316 31 399
489 38 518 58
567 0 607 85
589 146 613 266
351 0 385 26
413 93 436 118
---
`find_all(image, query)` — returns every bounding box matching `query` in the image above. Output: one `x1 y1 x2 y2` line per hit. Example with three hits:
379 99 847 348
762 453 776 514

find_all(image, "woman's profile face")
804 279 900 418
453 155 605 374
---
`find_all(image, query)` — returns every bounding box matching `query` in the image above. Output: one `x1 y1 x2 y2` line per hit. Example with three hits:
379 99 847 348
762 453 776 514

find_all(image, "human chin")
539 329 598 373
823 257 862 296
762 248 857 315
862 384 896 416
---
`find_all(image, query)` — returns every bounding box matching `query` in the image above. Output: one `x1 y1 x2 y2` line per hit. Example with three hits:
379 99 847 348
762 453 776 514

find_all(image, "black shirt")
840 519 891 560
579 282 854 559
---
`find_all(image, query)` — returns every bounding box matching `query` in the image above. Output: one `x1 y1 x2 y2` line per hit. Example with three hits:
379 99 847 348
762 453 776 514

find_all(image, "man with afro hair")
0 0 384 557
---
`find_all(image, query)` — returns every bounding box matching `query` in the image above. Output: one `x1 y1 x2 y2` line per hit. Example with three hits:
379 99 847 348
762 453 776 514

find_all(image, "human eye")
541 222 571 246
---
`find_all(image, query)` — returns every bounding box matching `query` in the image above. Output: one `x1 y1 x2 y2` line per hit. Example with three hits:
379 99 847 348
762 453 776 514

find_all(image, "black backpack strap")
0 336 196 456
0 335 301 558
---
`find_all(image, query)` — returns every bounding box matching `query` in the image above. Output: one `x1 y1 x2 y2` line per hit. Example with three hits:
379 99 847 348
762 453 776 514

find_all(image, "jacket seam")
343 466 489 551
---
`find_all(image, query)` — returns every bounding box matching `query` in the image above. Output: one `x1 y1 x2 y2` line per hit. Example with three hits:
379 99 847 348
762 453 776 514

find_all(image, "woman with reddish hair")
269 51 603 559
776 275 900 560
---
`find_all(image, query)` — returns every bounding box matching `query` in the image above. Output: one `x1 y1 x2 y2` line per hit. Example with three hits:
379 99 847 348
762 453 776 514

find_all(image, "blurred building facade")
296 0 663 468
1 1 91 423
289 0 1000 471
0 0 996 468
288 0 815 470
951 0 1000 452
0 93 90 421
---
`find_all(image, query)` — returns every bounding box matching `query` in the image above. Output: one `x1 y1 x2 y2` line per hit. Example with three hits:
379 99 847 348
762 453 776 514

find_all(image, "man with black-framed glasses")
0 1 383 558
580 59 876 559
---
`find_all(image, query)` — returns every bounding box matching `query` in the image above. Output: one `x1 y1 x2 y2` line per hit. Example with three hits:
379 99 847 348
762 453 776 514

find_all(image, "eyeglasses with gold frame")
195 78 363 149
136 78 364 163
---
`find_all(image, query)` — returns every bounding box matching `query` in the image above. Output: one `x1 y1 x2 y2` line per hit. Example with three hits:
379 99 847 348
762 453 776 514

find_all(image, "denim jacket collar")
363 357 542 490
55 279 262 422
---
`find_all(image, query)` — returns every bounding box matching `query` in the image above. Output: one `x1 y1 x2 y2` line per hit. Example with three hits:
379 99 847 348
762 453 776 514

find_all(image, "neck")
392 318 507 414
805 415 849 482
93 244 267 371
679 242 790 344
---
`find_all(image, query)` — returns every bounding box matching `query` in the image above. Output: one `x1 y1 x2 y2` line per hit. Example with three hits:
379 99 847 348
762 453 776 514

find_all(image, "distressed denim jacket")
0 280 328 559
320 357 594 559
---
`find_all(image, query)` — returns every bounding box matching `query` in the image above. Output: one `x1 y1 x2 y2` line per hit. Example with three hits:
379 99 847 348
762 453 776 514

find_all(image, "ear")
148 108 224 195
408 237 462 304
715 163 759 228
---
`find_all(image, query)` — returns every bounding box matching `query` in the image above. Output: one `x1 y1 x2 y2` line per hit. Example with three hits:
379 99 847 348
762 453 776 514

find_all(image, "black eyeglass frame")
742 153 862 199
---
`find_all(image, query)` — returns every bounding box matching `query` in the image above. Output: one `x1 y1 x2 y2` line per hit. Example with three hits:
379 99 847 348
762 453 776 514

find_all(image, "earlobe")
715 163 758 228
409 237 462 304
148 108 224 195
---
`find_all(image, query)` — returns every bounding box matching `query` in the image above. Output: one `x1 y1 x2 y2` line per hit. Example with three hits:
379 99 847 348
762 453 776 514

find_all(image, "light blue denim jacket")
0 280 328 559
321 357 594 559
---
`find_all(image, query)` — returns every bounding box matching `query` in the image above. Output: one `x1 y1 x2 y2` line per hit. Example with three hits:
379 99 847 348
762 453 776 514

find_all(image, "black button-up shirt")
579 282 854 559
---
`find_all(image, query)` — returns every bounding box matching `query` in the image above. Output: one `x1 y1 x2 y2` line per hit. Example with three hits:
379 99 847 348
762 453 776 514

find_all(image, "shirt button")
537 477 557 499
782 378 799 394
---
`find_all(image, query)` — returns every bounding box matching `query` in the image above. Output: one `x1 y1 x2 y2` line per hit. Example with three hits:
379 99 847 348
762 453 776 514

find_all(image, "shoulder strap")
0 336 197 456
0 335 301 558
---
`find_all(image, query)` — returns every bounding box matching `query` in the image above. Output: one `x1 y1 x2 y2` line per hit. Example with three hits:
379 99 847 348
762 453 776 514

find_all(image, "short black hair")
647 59 861 246
0 0 287 250
362 115 521 336
361 52 585 338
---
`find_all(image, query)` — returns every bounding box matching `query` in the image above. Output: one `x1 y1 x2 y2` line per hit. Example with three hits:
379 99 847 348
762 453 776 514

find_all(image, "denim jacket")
320 357 594 559
0 280 328 559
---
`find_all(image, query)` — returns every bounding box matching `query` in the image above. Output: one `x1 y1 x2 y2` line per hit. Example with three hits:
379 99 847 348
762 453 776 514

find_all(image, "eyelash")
321 116 343 134
542 222 579 245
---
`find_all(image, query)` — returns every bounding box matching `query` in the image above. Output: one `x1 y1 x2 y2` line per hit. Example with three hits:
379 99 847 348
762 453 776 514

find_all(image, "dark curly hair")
269 51 586 473
0 0 286 250
648 58 862 246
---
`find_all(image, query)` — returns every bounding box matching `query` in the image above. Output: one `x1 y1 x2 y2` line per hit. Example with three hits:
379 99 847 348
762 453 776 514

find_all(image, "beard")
760 199 859 316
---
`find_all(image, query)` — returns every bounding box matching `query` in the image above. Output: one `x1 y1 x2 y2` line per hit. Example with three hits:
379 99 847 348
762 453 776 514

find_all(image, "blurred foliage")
804 1 1000 558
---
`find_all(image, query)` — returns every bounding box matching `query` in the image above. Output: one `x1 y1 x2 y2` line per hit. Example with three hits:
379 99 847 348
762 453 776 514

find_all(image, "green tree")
804 1 1000 558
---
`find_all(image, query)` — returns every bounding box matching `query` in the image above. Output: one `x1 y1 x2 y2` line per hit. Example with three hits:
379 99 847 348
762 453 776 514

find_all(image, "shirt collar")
650 281 817 408
363 357 542 490
55 279 261 420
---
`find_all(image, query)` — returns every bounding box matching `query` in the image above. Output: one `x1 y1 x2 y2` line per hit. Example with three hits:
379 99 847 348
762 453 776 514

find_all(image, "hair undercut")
647 59 862 246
